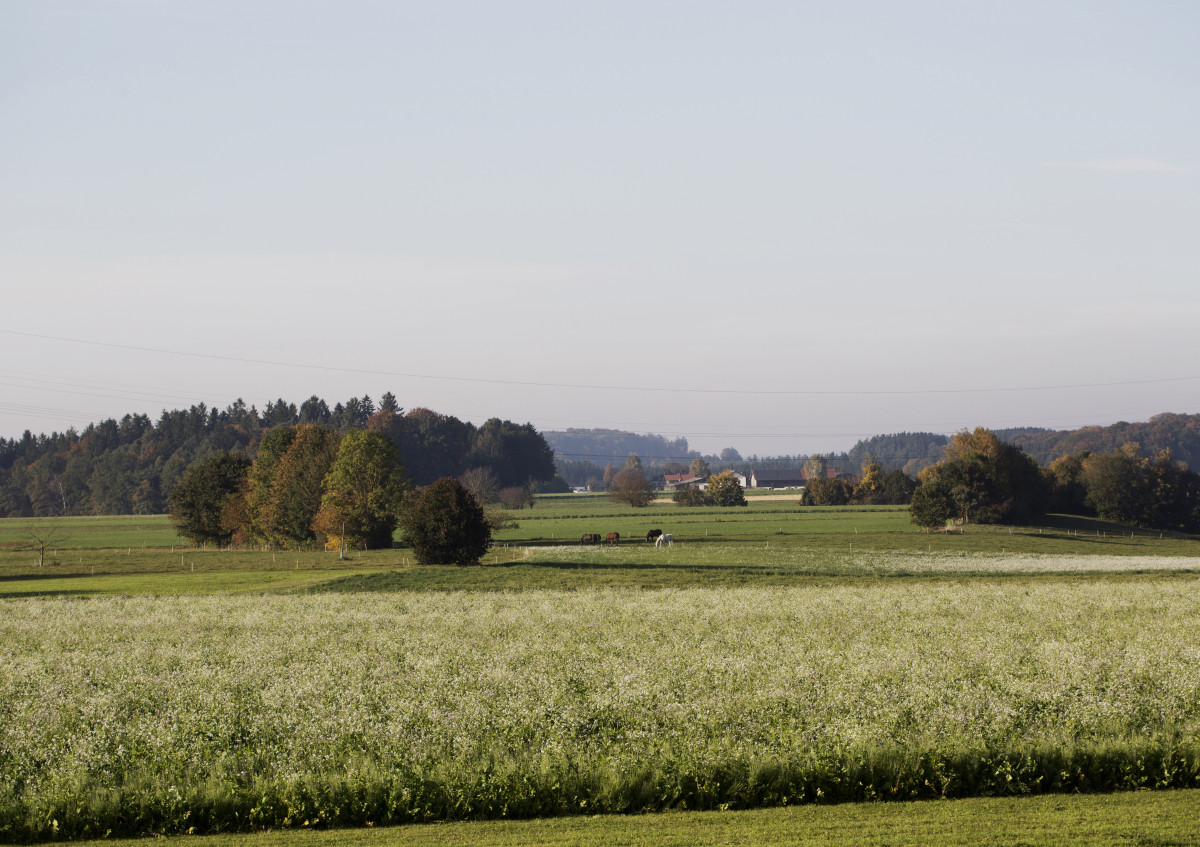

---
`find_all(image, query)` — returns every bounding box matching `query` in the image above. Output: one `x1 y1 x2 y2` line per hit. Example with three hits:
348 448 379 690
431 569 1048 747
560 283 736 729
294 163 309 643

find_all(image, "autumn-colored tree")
312 429 411 550
261 425 341 547
1045 452 1092 515
244 426 297 542
602 462 616 487
624 453 643 472
399 477 491 565
910 427 1048 525
690 457 711 478
705 470 748 506
608 467 655 507
853 461 916 505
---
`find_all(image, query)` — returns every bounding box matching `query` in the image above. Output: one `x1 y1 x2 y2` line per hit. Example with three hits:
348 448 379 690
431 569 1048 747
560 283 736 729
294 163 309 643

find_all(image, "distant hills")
996 412 1200 469
546 412 1200 477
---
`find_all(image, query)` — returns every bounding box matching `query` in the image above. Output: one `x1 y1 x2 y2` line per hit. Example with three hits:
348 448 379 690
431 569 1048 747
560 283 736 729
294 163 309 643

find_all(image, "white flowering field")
2 580 1199 838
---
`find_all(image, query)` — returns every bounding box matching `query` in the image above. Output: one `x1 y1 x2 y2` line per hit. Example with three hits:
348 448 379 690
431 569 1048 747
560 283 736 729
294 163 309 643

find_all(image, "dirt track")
653 493 800 504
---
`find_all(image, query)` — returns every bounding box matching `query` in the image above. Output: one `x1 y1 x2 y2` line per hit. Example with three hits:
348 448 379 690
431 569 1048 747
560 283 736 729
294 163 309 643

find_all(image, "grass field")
70 790 1200 847
1 499 1199 842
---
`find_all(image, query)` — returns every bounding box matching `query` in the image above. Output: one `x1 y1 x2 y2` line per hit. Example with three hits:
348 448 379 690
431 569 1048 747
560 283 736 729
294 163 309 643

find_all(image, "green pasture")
3 498 1200 844
0 514 185 549
80 789 1200 847
1 499 1198 597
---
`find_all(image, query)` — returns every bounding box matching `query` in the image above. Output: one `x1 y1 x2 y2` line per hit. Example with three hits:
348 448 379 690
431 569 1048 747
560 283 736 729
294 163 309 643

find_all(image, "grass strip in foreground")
77 789 1200 847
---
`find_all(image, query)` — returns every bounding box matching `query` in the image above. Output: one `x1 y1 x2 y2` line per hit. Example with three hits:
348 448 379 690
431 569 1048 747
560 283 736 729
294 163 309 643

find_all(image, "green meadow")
1 496 1199 843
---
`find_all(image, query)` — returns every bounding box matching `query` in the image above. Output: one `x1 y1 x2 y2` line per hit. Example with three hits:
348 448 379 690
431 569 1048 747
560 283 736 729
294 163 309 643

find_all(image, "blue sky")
2 1 1197 456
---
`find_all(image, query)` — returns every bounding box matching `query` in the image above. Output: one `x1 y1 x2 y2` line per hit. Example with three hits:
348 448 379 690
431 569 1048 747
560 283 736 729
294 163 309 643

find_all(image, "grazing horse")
605 532 620 545
655 533 673 548
646 528 663 543
580 533 601 545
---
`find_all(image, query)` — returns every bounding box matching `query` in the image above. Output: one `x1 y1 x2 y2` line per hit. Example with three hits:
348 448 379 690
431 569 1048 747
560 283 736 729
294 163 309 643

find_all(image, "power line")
4 328 1199 396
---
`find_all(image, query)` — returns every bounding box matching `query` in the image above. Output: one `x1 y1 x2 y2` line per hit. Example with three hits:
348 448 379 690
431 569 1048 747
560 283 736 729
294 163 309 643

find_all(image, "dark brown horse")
580 533 602 545
646 528 663 543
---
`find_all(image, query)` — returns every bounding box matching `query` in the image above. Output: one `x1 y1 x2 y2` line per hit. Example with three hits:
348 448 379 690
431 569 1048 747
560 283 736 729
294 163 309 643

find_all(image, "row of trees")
170 426 498 564
171 427 411 549
908 427 1200 534
1045 445 1200 532
800 462 917 506
0 395 555 518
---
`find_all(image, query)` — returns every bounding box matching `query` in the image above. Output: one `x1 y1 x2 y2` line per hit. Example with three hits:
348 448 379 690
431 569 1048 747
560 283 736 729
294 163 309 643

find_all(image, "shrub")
673 487 706 506
399 477 492 565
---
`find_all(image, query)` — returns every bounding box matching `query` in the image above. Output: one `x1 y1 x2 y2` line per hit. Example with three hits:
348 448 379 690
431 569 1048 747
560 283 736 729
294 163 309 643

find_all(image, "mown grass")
0 514 185 549
73 789 1200 847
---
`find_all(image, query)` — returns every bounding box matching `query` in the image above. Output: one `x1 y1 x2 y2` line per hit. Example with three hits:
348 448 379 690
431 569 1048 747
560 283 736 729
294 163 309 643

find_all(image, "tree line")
909 427 1200 534
0 394 554 518
172 426 498 564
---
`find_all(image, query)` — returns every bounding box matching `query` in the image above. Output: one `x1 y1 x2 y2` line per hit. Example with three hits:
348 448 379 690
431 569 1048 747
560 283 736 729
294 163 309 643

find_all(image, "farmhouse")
663 473 704 491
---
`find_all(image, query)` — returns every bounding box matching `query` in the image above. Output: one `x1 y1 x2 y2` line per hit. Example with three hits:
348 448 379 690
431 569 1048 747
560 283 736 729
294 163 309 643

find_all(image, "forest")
0 394 554 518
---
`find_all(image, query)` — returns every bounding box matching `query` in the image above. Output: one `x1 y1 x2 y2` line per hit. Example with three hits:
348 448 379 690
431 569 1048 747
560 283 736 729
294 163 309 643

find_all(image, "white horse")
655 533 673 548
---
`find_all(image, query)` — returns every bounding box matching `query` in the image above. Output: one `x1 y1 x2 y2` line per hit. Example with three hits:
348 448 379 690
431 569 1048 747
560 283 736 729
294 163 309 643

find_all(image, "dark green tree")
399 477 492 565
169 452 252 545
909 479 956 530
468 418 556 489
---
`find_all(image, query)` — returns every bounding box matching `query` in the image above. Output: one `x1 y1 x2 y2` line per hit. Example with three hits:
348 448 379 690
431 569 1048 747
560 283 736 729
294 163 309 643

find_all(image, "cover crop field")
1 501 1199 843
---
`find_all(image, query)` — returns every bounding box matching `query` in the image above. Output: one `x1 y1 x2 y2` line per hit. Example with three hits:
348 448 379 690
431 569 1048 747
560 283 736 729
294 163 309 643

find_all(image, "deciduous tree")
26 519 71 566
261 425 341 547
608 468 655 507
705 470 747 506
312 429 411 550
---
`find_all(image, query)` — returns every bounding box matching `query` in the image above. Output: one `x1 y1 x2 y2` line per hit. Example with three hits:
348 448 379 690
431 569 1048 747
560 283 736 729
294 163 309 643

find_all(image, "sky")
1 0 1197 457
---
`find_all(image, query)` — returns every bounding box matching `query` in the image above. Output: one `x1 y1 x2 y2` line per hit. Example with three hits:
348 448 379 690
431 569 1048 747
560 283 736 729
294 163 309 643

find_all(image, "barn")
748 469 807 489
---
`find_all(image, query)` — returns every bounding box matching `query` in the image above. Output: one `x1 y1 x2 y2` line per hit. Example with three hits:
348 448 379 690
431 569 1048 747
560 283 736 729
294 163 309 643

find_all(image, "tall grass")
2 582 1199 839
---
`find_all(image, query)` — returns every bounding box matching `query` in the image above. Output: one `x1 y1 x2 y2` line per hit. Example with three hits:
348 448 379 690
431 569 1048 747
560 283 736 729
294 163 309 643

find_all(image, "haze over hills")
546 413 1200 477
4 403 1200 518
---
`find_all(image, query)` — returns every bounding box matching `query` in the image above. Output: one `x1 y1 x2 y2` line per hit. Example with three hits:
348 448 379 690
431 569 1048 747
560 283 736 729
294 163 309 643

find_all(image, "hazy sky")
2 0 1197 457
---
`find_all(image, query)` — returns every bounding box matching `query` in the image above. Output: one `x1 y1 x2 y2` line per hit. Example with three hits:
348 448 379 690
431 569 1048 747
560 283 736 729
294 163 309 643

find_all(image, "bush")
672 487 706 506
909 480 956 530
800 477 852 506
398 477 492 565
